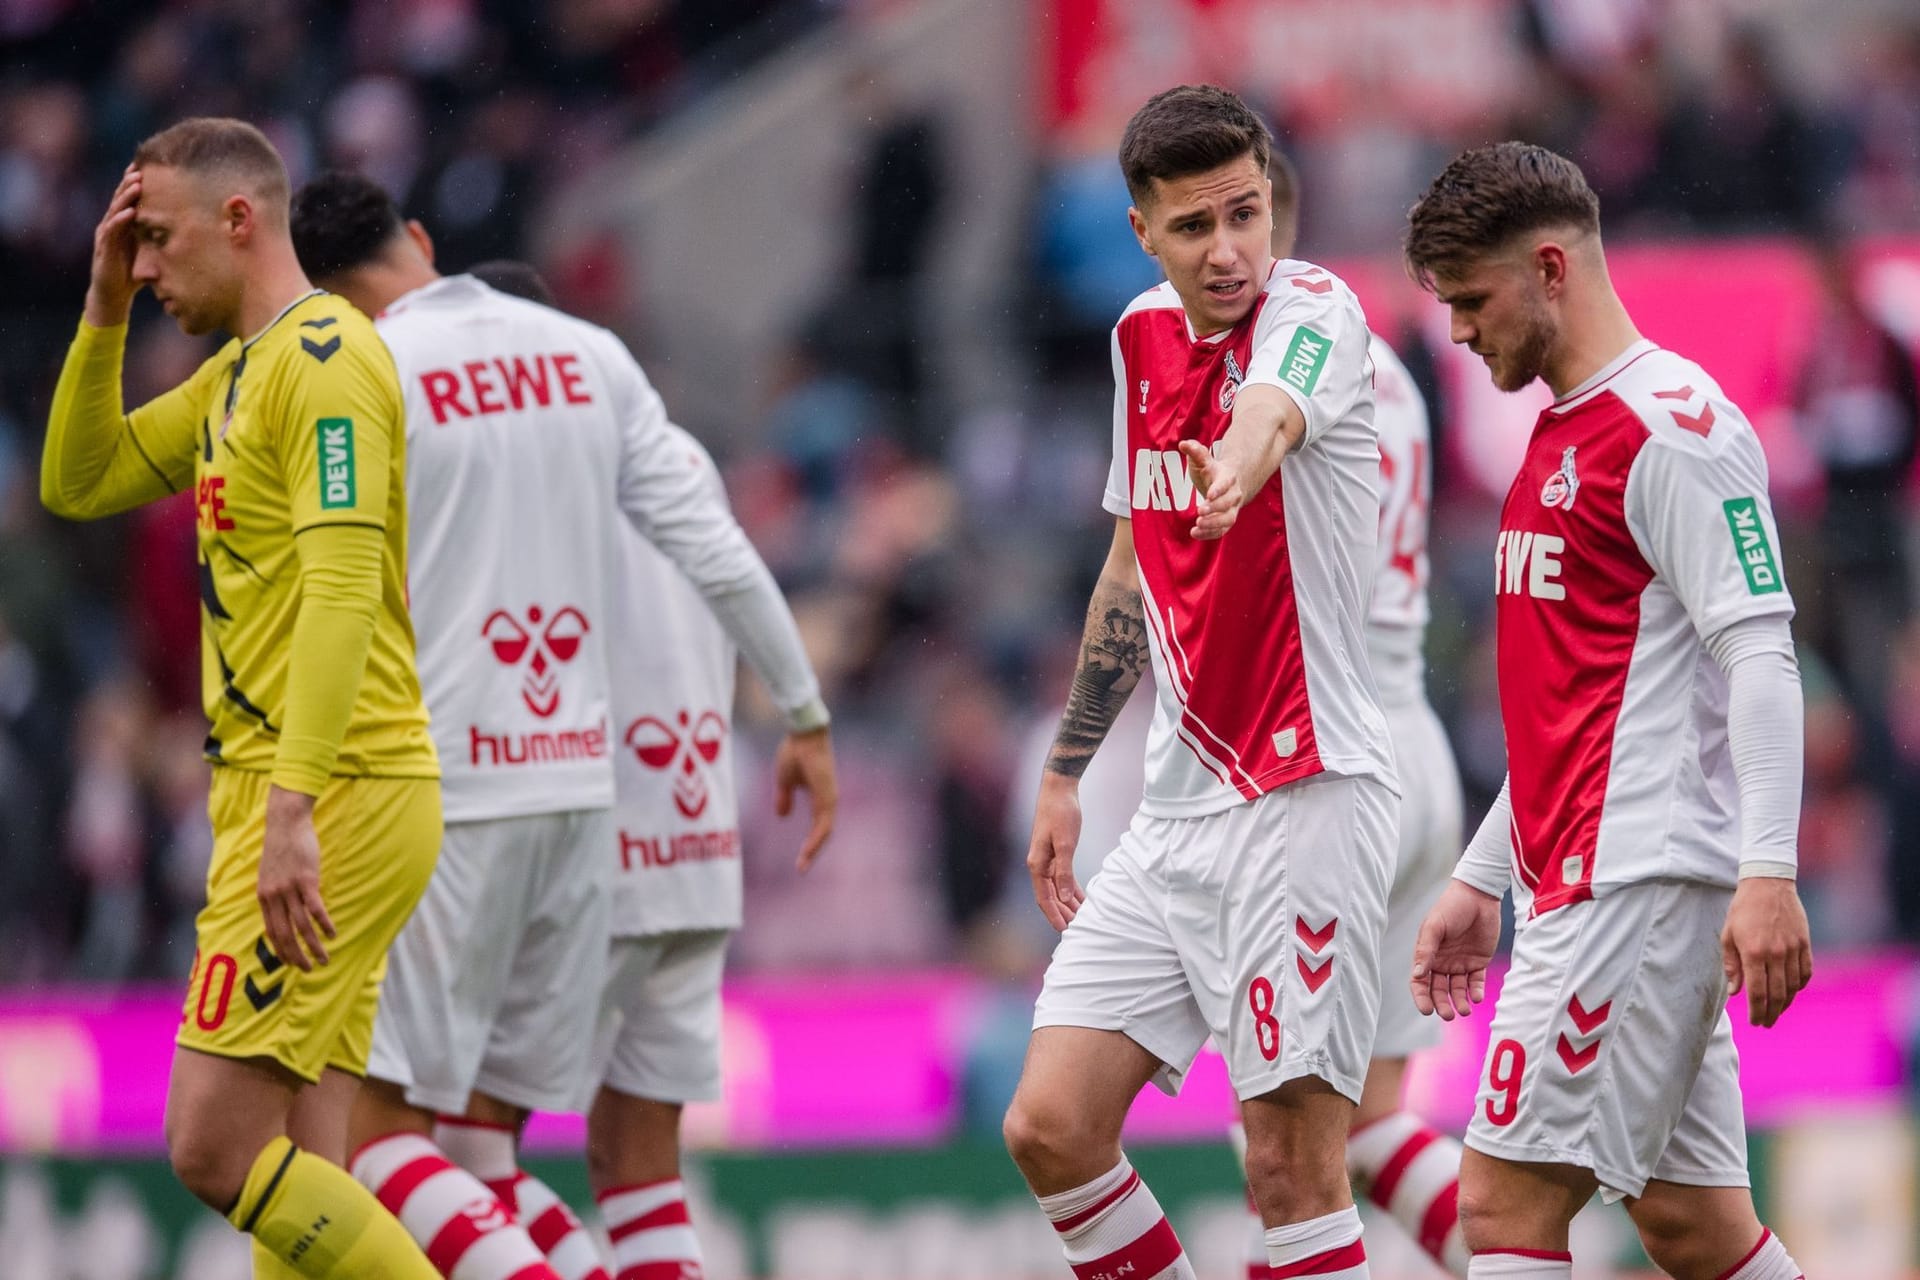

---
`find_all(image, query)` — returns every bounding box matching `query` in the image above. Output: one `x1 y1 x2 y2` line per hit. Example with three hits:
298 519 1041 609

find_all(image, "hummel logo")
1567 994 1611 1034
1652 385 1715 437
301 335 341 362
1556 1033 1600 1074
1295 915 1337 954
1138 380 1149 414
1297 954 1334 993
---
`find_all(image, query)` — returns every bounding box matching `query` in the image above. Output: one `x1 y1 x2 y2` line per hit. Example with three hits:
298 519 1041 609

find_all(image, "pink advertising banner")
0 958 1910 1153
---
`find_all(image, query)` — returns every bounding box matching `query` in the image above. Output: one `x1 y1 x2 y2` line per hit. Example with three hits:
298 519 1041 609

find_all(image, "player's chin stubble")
1495 306 1556 393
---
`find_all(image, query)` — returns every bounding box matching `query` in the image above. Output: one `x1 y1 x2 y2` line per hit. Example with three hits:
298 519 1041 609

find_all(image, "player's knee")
164 1118 247 1212
1002 1094 1096 1181
1455 1165 1538 1253
1242 1131 1346 1220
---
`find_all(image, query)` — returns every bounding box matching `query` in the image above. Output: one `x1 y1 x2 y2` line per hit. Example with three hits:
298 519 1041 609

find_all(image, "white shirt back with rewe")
380 274 819 824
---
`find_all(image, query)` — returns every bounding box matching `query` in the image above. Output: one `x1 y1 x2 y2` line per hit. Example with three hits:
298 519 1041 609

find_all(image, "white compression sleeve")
1704 614 1804 875
1702 615 1803 879
1454 776 1513 897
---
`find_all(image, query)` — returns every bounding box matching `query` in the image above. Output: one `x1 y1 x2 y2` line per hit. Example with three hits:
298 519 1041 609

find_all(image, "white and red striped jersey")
1367 336 1432 707
1494 340 1795 913
606 426 742 936
1103 260 1396 818
380 274 817 824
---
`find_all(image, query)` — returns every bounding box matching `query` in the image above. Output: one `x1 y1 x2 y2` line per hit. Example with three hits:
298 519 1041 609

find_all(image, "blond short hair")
134 117 290 212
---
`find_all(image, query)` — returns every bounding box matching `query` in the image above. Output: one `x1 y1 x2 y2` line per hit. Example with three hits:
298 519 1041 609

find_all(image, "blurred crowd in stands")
1 0 1917 987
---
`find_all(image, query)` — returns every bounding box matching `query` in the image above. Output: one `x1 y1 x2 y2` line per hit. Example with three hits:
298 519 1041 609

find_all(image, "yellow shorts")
177 768 441 1082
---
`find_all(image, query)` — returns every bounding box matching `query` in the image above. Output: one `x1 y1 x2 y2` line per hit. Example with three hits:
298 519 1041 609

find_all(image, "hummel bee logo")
245 936 286 1012
1138 379 1150 414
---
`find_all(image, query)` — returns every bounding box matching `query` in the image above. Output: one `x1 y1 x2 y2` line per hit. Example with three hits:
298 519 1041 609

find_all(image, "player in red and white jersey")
1405 144 1809 1280
1223 158 1469 1280
291 176 836 1280
1004 87 1398 1280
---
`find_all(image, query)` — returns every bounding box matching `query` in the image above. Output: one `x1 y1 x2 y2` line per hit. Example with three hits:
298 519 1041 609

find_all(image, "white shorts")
1373 698 1463 1059
1465 879 1749 1200
1033 772 1396 1103
368 808 614 1114
586 929 731 1106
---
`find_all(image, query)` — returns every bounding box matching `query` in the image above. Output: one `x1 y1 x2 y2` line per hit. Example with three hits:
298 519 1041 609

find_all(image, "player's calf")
1242 1080 1372 1278
1455 1151 1591 1277
1347 1110 1467 1276
1625 1183 1802 1280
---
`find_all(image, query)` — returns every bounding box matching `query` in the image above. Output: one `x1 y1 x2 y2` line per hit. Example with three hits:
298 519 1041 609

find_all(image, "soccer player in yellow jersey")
40 118 444 1280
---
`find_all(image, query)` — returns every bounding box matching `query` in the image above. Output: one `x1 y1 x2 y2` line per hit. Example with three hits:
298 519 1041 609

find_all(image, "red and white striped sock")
514 1172 613 1280
430 1116 611 1278
1244 1188 1272 1279
1466 1249 1572 1278
350 1131 560 1280
1715 1229 1805 1280
432 1117 522 1213
1348 1111 1467 1277
597 1179 705 1280
1035 1158 1197 1280
1264 1206 1369 1278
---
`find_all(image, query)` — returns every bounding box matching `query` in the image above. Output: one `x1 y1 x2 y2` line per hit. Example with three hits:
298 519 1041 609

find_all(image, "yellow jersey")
53 291 437 780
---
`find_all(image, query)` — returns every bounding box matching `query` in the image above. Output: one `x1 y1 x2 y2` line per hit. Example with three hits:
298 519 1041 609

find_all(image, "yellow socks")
230 1136 441 1279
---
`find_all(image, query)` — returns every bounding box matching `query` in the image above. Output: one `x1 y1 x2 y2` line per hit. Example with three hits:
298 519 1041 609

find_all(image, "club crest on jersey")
1540 446 1580 511
1219 350 1245 412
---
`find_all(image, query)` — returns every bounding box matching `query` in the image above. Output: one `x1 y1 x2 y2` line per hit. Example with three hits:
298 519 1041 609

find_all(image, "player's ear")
1128 205 1156 258
405 219 436 266
1535 241 1570 300
223 193 253 239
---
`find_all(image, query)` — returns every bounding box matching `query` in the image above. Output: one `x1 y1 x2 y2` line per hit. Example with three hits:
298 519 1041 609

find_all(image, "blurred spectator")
1650 27 1835 233
1835 21 1920 235
1798 662 1892 947
1792 239 1918 721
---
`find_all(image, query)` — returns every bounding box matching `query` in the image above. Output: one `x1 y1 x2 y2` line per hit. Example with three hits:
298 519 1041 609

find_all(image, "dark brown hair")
1119 85 1273 208
1404 142 1600 289
134 117 289 210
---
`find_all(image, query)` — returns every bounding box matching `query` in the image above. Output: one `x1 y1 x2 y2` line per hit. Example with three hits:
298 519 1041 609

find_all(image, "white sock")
1466 1249 1572 1278
350 1131 559 1279
1263 1206 1369 1278
1035 1158 1197 1280
597 1179 705 1280
1719 1229 1805 1280
1347 1111 1467 1276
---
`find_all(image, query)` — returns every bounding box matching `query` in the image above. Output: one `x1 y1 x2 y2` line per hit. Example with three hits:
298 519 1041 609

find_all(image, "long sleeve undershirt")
273 523 385 795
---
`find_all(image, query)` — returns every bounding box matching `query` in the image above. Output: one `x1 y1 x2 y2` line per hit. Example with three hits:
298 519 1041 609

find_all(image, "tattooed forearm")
1045 572 1148 778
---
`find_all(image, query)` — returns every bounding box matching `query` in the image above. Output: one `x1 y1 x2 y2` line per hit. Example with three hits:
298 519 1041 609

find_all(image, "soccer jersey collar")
1548 338 1659 414
241 289 325 349
382 273 486 319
